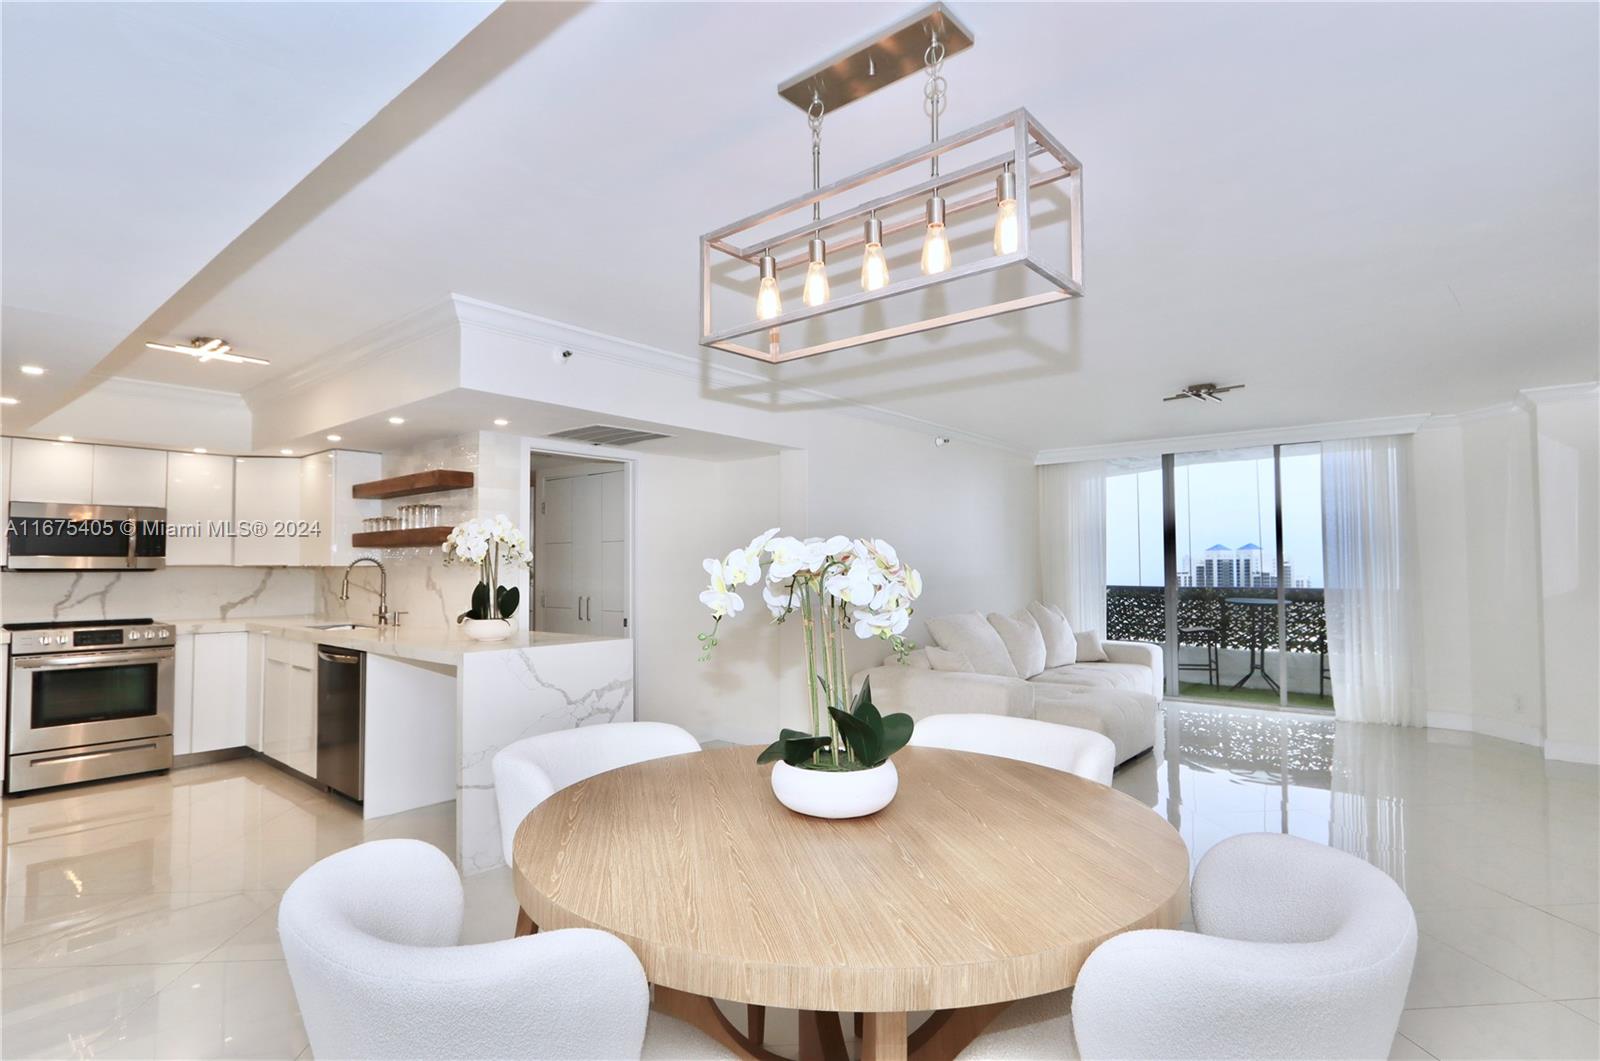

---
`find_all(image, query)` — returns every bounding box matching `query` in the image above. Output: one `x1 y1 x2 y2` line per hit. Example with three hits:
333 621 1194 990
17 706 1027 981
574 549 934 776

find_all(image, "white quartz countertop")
163 615 617 666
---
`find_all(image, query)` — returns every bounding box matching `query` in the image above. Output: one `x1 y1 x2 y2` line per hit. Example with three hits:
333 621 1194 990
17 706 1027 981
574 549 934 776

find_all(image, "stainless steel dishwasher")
316 646 364 802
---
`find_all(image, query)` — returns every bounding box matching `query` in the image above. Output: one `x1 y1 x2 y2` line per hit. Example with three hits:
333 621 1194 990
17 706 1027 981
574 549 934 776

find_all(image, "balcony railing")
1106 585 1327 654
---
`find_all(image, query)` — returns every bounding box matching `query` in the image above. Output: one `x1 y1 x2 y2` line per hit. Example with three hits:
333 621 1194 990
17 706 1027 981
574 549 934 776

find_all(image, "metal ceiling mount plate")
777 3 975 113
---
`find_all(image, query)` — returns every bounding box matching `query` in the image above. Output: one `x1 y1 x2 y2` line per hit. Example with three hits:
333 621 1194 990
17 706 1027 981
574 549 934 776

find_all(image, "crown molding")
449 295 1032 457
243 298 461 406
1034 413 1430 465
87 375 250 411
1518 381 1599 407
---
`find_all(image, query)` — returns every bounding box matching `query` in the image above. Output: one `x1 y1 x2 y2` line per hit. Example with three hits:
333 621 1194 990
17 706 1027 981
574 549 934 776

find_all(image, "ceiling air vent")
546 424 671 447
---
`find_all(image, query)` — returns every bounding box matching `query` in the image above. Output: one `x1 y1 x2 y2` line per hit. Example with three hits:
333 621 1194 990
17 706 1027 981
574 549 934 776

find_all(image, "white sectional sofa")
857 602 1162 765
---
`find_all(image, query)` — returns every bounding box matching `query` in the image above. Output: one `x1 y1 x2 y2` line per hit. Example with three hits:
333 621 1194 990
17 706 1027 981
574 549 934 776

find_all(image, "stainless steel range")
5 618 175 793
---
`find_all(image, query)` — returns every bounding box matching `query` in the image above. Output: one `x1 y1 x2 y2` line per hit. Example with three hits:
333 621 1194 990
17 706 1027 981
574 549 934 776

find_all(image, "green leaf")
497 585 521 619
878 712 915 759
850 674 874 715
829 706 882 767
757 733 831 766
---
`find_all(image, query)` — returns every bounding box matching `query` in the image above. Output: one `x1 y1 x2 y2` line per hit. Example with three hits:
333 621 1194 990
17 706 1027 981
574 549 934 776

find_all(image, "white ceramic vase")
462 617 515 642
770 759 899 819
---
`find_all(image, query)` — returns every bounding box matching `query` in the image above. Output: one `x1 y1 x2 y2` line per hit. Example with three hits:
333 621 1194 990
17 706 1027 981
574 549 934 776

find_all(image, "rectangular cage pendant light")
698 6 1082 365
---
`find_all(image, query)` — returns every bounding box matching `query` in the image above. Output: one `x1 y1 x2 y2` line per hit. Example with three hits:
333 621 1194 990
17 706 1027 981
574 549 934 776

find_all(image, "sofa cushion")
987 611 1047 679
1031 684 1157 765
926 647 972 673
1075 628 1110 662
927 613 1019 678
1031 662 1156 697
1027 601 1077 667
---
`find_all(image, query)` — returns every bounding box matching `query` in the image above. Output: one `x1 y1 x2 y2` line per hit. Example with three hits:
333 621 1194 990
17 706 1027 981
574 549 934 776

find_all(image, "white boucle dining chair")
493 721 702 870
908 713 1116 785
957 833 1419 1060
279 839 732 1060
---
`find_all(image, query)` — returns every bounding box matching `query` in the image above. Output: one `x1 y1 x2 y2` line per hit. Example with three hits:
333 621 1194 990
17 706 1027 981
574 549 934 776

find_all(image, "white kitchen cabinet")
173 634 196 755
299 450 382 566
535 467 628 636
191 632 249 753
91 446 167 507
262 636 316 776
9 438 94 504
233 458 301 566
165 452 234 565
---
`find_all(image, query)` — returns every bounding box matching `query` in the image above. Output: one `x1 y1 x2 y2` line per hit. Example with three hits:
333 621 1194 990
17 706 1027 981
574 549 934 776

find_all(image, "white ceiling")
0 0 495 420
11 2 1599 453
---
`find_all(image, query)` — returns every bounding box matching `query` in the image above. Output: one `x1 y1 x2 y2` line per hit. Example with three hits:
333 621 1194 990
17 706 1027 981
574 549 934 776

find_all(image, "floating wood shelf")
351 526 452 548
352 469 474 500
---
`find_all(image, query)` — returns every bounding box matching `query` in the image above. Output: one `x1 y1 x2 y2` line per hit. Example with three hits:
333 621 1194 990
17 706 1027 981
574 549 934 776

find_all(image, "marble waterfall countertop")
163 615 615 667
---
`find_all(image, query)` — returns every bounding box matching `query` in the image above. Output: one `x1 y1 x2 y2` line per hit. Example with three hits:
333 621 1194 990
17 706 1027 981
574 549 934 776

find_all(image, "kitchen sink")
305 623 377 632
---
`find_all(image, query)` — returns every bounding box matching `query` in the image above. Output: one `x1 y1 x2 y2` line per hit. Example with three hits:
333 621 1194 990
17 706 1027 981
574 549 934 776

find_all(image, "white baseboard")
1426 711 1543 749
1543 740 1600 766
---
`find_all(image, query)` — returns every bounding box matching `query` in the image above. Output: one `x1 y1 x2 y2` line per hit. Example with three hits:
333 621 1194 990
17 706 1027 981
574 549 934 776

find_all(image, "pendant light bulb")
860 215 889 291
802 238 830 307
993 166 1019 255
921 195 951 275
755 253 782 321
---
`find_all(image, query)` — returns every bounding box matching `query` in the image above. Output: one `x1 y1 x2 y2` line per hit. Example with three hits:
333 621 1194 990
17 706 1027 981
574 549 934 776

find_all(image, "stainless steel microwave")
5 502 167 570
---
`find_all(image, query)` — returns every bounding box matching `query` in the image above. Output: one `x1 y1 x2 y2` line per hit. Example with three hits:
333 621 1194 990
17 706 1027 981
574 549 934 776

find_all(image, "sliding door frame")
1159 445 1301 710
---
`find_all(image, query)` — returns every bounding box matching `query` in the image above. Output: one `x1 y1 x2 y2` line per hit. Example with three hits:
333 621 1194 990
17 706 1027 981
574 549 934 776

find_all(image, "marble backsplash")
0 567 318 624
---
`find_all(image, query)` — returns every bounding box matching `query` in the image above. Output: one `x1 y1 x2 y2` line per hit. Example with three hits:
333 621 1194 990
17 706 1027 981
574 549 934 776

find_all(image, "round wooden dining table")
513 744 1189 1061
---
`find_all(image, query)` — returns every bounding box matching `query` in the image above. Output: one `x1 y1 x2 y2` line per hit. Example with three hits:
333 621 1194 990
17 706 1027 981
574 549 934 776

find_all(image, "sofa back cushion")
1027 601 1078 667
926 613 1019 678
987 611 1048 679
926 647 973 673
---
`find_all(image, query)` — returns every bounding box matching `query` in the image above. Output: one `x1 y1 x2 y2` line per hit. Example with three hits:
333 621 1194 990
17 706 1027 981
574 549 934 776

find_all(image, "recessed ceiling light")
493 418 509 427
57 435 74 442
387 416 406 425
192 447 207 454
326 434 342 442
0 396 17 405
20 365 45 376
279 448 294 455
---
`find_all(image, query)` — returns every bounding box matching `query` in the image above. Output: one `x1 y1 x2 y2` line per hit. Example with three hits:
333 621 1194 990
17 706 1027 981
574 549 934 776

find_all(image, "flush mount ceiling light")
0 396 17 405
699 3 1082 364
19 365 45 376
144 337 270 366
1164 382 1246 403
387 416 406 425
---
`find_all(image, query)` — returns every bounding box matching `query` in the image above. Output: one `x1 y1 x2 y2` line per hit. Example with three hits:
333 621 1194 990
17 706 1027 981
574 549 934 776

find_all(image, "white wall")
1531 391 1599 762
1413 388 1599 763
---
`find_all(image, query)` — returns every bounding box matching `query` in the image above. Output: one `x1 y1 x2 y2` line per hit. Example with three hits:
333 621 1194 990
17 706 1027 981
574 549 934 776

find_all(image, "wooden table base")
651 986 1008 1061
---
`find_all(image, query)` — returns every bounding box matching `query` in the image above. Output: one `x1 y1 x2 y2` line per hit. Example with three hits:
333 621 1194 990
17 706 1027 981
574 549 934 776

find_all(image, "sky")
1105 448 1324 587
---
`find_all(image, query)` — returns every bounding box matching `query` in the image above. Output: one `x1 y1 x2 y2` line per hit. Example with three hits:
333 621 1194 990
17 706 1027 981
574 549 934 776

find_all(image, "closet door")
538 474 577 633
573 473 603 634
597 470 629 637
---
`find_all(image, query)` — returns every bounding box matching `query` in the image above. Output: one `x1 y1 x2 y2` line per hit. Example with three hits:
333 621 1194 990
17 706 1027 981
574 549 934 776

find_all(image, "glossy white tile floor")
2 705 1596 1060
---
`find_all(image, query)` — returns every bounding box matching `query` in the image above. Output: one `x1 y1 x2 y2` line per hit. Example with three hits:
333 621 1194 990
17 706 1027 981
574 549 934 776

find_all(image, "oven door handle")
12 648 174 670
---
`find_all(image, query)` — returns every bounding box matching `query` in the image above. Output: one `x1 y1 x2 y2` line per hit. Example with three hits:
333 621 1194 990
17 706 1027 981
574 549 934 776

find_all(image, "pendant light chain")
802 90 832 307
924 33 947 183
919 31 952 276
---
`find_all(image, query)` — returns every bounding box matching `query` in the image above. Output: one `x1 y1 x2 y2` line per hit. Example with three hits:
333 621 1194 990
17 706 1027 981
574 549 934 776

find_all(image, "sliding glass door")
1105 445 1331 711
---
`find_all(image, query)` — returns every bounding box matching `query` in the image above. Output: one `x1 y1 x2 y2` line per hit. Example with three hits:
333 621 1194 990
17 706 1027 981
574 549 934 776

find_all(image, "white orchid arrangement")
698 529 923 770
442 515 532 621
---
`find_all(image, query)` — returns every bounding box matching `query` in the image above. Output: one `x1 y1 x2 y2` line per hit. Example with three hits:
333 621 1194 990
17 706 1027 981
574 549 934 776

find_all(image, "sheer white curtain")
1321 436 1423 726
1039 460 1107 634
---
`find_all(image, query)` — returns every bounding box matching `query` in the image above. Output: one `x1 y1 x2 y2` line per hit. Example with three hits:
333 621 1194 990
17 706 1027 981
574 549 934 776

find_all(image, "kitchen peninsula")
173 616 632 875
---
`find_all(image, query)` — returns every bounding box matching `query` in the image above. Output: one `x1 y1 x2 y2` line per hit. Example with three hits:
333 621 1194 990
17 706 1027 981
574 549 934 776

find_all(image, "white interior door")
537 474 577 632
534 463 629 637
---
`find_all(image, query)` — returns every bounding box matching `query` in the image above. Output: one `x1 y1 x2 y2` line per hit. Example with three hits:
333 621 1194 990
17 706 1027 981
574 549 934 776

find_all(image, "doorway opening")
529 451 630 637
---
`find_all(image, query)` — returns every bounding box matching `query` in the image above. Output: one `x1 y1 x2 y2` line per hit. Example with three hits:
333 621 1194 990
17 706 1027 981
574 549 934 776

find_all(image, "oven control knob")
159 630 170 639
